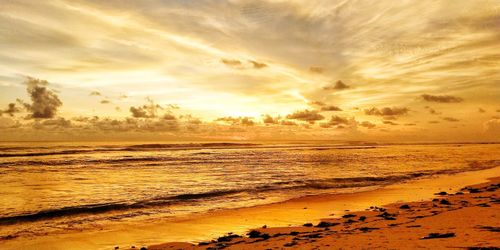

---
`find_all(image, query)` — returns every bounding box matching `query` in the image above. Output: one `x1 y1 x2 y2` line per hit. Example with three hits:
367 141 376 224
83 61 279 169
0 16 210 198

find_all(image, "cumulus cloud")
364 107 409 117
0 103 21 117
319 115 352 128
20 77 62 119
321 105 342 112
323 80 350 91
286 109 324 123
129 98 162 118
442 117 460 122
421 94 463 103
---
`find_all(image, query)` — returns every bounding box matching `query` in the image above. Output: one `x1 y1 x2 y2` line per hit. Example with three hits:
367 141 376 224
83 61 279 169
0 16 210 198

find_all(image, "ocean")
0 141 499 240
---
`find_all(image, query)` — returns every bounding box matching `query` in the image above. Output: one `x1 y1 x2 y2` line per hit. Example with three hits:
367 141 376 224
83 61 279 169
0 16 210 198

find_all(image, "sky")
0 0 499 142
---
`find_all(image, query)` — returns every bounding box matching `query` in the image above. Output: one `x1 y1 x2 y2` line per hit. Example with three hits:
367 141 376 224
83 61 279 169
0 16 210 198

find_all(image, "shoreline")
1 166 498 250
152 175 500 249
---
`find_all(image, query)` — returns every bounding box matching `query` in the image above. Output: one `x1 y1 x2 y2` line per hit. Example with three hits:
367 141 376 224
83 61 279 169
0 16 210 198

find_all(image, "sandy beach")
2 165 498 250
150 170 500 249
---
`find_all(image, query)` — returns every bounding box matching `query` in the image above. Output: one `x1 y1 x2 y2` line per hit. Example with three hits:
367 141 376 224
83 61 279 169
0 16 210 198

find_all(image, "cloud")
309 101 325 106
319 115 351 128
163 114 176 120
262 114 279 124
364 107 409 117
100 100 110 104
320 105 342 111
309 67 324 74
90 91 101 96
0 103 21 117
424 106 441 115
359 121 376 128
129 98 162 118
442 117 460 122
421 94 463 103
33 117 72 129
323 80 350 91
248 60 267 69
484 119 500 135
383 120 399 126
429 120 440 124
20 77 62 119
280 120 297 126
478 108 485 113
215 116 255 126
286 109 324 123
221 59 242 67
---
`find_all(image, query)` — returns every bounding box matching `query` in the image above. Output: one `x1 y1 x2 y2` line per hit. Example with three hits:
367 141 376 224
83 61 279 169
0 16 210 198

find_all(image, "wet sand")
152 177 499 249
1 166 499 250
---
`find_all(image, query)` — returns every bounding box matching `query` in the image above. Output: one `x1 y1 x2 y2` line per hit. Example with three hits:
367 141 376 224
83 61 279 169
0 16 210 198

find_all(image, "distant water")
0 141 499 239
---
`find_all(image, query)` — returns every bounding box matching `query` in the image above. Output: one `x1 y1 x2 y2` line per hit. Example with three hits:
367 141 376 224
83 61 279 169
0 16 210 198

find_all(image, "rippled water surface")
0 141 499 238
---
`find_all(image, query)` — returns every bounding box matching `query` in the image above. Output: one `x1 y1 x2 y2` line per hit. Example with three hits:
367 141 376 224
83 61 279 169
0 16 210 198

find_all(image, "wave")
0 143 259 158
3 162 497 225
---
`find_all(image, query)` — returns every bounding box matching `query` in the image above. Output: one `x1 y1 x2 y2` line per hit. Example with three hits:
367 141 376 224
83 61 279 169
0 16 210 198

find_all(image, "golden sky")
0 0 499 141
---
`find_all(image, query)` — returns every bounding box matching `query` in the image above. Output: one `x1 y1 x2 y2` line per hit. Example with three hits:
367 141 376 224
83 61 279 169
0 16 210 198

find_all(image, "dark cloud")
442 117 460 122
320 105 342 112
429 120 440 124
364 107 409 117
383 120 399 126
478 108 485 113
0 103 21 117
90 91 101 96
20 77 62 119
319 115 351 128
100 100 110 104
404 123 416 126
248 60 267 69
163 114 176 120
309 67 324 74
323 80 350 91
286 109 324 123
221 59 242 67
129 98 162 118
421 94 463 103
360 121 376 128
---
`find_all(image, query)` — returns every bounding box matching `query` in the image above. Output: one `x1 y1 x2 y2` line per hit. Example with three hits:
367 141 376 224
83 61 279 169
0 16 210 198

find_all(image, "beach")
1 159 498 249
151 174 500 249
